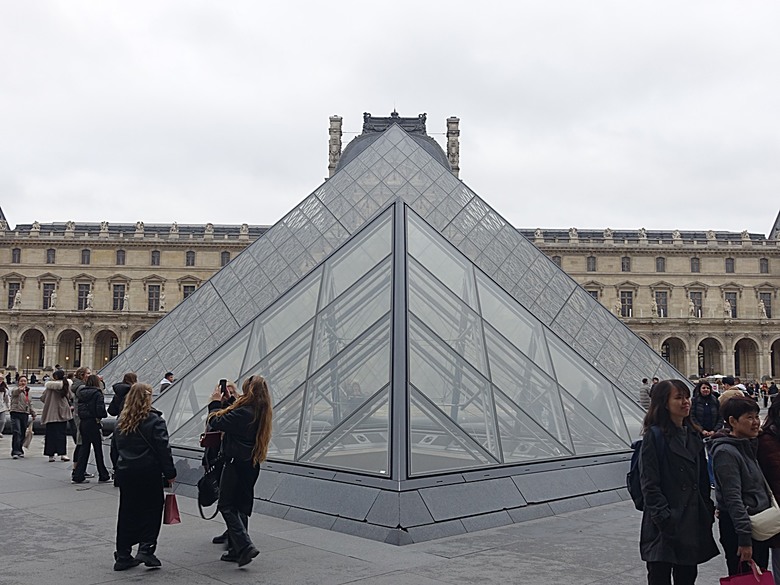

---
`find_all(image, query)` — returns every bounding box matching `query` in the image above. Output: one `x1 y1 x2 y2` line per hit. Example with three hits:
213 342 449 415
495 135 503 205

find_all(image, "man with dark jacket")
72 374 110 484
108 373 138 417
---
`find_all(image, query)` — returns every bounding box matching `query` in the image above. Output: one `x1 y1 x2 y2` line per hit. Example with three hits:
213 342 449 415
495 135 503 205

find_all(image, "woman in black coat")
71 374 110 483
207 375 273 567
639 379 720 585
110 382 176 571
757 398 780 583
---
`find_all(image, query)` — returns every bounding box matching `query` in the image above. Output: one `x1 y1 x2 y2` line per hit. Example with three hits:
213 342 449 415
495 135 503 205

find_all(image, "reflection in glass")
167 407 209 449
476 272 553 375
484 324 571 450
560 387 629 454
408 259 487 376
614 388 646 440
408 317 499 460
298 317 391 457
299 386 390 475
548 336 629 442
407 212 478 311
267 384 305 461
409 387 495 475
312 258 392 371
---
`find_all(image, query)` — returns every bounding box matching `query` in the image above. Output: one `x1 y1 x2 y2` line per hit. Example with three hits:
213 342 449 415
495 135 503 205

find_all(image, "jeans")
72 418 110 481
10 412 28 456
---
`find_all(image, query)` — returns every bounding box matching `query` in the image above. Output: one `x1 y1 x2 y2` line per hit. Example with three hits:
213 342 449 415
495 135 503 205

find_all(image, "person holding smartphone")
205 379 237 547
207 376 272 567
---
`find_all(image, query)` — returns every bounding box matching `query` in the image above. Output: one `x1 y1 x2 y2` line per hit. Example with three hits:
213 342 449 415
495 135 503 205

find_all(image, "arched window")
151 250 160 266
116 249 126 265
11 248 21 263
81 249 91 265
655 257 666 272
690 257 700 273
760 258 769 274
46 248 56 264
621 256 631 272
185 250 195 267
725 257 735 273
221 251 231 267
586 256 596 272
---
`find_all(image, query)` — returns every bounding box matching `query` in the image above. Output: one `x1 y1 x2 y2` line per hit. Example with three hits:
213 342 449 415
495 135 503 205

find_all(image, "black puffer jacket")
690 393 722 432
108 382 131 417
110 409 176 479
76 386 107 420
207 400 261 463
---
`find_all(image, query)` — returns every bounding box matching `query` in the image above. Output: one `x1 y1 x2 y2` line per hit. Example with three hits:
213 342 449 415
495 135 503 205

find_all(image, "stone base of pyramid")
171 450 631 545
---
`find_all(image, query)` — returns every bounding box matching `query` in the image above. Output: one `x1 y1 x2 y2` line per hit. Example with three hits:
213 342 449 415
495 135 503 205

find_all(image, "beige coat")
40 381 73 424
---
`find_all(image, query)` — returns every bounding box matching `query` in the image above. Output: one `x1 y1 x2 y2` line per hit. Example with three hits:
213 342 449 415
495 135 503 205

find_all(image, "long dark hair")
85 374 102 389
53 369 70 397
693 380 712 397
209 375 273 466
643 379 696 436
762 398 780 434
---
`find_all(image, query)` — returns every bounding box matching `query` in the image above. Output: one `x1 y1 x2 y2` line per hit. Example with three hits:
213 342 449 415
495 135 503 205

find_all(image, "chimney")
328 115 343 178
446 116 460 178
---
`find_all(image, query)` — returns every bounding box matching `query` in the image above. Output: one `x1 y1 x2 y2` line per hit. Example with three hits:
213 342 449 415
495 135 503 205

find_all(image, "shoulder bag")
197 453 223 519
750 479 780 541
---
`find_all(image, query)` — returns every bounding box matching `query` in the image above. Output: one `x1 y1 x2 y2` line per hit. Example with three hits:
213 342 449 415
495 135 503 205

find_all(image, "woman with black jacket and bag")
640 379 719 585
756 398 780 583
110 382 176 571
207 375 272 567
71 374 110 484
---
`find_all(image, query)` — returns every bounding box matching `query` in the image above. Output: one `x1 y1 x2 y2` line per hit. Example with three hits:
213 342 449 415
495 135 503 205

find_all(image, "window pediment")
71 273 96 289
36 272 61 288
614 280 640 293
755 282 777 298
142 273 166 291
106 273 132 288
684 281 709 298
176 274 202 291
719 281 744 297
1 272 26 289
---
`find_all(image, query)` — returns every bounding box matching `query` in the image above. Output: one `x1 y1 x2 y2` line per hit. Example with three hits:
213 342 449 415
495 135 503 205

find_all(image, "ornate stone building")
0 211 267 377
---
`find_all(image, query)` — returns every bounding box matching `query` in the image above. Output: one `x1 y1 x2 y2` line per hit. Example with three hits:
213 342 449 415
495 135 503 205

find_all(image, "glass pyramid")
104 122 678 481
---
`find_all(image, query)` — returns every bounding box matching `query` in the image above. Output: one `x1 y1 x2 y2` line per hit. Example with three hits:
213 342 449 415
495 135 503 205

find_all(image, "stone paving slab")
0 438 732 585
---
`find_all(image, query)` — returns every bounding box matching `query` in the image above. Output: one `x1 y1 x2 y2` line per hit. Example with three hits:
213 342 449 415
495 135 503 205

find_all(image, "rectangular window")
690 292 703 318
760 293 772 319
116 250 126 265
185 251 195 267
46 248 56 264
551 255 561 267
586 256 596 272
760 258 769 274
77 284 90 310
183 284 196 299
586 289 599 300
151 250 160 266
655 257 666 272
148 284 161 312
725 258 735 273
113 284 126 311
221 251 231 266
655 291 668 318
691 257 700 273
620 291 633 317
81 249 91 265
621 256 631 272
42 283 55 310
11 248 21 263
725 292 738 318
8 282 20 309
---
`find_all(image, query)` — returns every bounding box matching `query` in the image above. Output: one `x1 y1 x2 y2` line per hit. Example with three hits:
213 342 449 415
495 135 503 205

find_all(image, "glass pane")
476 272 553 376
312 258 392 371
548 336 629 442
493 388 572 462
166 327 251 435
408 259 487 376
298 317 391 457
484 324 571 450
407 212 478 310
615 388 646 441
151 383 179 419
408 317 500 460
267 384 305 461
561 388 629 454
299 386 390 476
409 387 495 476
320 208 392 307
243 268 322 371
242 320 314 405
167 406 208 449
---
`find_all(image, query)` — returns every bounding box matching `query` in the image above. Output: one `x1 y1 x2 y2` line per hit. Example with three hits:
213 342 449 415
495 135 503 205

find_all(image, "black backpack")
626 425 665 511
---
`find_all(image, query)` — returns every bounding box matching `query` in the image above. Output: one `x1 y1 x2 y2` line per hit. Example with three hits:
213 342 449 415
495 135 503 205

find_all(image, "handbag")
23 420 34 448
749 481 780 541
199 431 221 449
197 454 224 519
163 493 181 525
720 560 773 584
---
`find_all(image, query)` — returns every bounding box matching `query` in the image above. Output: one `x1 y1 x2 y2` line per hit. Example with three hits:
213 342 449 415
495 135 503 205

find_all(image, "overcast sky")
2 1 778 235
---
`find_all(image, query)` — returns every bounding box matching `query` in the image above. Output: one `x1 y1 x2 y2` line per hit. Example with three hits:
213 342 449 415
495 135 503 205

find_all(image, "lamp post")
25 355 30 377
65 356 69 375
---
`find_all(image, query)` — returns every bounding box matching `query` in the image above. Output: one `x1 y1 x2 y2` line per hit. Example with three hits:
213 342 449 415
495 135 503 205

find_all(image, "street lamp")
25 355 30 377
65 356 69 374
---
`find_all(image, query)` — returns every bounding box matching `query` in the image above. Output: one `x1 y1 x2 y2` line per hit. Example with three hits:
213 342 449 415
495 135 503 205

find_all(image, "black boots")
113 551 141 571
135 543 162 568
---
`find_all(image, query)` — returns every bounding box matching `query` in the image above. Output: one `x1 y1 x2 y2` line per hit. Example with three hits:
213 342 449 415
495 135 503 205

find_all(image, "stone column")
327 116 343 178
446 117 460 178
44 323 57 370
7 324 19 371
81 323 95 370
688 332 699 378
724 334 735 376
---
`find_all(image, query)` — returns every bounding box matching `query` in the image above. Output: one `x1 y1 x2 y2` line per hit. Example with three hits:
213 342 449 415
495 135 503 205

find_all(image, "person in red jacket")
756 399 780 581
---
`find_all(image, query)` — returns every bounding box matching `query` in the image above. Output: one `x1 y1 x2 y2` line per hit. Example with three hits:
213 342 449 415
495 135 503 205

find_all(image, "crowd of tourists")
638 376 780 584
1 367 272 572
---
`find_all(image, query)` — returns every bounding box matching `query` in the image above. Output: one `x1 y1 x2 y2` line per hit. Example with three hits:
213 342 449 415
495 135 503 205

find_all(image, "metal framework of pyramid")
100 121 684 544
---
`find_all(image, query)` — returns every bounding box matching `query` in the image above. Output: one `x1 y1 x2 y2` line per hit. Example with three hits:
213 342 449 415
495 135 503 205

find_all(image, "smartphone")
219 379 228 397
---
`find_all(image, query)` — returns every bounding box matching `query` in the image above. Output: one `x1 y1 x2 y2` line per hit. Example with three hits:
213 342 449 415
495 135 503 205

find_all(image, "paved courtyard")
0 436 729 585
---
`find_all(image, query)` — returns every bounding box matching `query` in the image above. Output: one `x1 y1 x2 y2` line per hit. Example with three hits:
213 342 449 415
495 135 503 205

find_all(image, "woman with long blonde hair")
207 375 273 567
110 383 176 571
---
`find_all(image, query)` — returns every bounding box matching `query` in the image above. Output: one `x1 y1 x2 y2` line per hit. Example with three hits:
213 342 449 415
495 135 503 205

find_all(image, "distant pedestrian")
159 372 174 394
72 374 110 484
110 382 176 571
108 372 138 419
0 380 10 438
639 378 652 411
40 369 73 462
639 379 718 584
9 376 36 459
650 376 660 397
